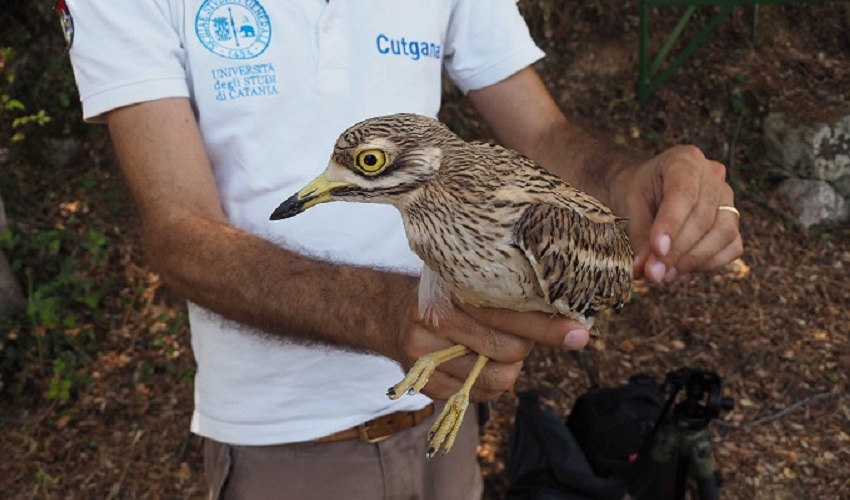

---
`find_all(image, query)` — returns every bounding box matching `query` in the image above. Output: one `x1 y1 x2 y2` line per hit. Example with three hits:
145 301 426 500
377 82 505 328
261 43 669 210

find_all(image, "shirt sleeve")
66 0 189 122
443 0 545 93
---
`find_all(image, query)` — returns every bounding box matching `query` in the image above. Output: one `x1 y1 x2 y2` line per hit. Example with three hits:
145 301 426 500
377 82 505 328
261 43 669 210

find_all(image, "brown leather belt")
314 403 435 444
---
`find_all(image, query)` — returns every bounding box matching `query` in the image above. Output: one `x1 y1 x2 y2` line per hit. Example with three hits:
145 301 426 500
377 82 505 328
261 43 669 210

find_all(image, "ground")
1 3 848 499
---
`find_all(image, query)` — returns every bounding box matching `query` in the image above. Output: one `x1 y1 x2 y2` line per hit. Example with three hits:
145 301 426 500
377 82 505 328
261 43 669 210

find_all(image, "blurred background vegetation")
0 1 124 406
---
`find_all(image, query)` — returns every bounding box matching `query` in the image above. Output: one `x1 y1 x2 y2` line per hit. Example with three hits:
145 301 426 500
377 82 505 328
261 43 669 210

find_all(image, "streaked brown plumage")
271 113 633 457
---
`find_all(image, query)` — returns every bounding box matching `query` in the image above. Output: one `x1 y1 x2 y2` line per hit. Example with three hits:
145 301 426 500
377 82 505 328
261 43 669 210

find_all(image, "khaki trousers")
204 403 483 500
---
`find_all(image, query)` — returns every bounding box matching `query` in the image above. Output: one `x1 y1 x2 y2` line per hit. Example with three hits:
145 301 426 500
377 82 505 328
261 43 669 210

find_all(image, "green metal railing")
638 0 845 103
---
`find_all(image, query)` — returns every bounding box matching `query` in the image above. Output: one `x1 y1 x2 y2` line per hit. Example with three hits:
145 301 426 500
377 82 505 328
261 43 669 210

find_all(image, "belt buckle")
357 421 391 444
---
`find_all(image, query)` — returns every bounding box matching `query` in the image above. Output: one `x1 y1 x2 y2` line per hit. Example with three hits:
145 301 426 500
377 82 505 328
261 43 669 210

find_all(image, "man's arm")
107 98 409 359
468 67 743 282
466 66 638 204
105 97 589 401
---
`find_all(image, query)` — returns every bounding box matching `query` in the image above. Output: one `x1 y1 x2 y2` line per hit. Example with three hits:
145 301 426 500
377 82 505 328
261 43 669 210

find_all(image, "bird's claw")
387 355 437 400
426 392 469 458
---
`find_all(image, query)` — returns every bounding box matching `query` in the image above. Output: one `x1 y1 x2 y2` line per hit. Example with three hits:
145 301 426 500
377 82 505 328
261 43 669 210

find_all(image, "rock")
777 178 847 228
834 174 850 198
764 112 850 182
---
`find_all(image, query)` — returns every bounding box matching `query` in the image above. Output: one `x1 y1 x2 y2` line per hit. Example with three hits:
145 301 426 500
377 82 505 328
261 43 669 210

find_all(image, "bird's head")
270 113 461 220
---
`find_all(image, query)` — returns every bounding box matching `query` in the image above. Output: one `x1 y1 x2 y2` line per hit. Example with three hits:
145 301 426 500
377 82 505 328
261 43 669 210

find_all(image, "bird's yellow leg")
387 344 470 399
426 353 489 459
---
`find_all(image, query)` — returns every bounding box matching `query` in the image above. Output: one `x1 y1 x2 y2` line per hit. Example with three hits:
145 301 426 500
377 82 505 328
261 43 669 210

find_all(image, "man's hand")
609 146 743 282
394 289 590 403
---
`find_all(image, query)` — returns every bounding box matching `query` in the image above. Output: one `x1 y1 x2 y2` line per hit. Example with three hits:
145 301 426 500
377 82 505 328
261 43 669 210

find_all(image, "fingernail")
663 267 678 282
658 234 671 256
563 329 588 350
649 261 666 282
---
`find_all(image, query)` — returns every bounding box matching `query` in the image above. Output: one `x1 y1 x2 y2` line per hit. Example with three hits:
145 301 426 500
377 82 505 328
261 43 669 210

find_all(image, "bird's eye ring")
356 149 388 175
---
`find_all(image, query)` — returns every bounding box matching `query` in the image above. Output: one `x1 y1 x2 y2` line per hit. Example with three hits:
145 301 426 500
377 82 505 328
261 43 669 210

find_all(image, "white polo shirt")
68 0 544 445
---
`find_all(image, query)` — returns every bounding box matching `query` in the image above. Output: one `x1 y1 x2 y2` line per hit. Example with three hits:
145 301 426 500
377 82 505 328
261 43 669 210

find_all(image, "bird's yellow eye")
355 149 388 175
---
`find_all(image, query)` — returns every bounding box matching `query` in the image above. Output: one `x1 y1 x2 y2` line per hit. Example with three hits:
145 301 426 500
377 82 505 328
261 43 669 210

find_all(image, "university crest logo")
195 0 271 59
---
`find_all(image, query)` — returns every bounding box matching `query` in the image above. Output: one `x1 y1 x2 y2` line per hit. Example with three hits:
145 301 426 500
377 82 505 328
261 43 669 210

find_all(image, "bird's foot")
386 344 469 399
426 392 469 459
387 355 437 399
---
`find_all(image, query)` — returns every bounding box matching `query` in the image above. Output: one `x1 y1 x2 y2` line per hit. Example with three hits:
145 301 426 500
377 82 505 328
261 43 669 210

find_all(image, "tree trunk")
0 192 24 315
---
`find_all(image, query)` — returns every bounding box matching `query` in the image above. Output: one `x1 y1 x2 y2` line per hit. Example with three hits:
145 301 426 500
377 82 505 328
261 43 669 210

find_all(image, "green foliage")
0 220 112 403
0 3 119 404
1 48 53 144
0 3 92 161
32 469 55 485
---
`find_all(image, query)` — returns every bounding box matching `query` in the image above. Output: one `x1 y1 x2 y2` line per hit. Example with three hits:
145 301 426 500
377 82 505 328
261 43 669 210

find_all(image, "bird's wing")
470 142 622 225
512 202 633 320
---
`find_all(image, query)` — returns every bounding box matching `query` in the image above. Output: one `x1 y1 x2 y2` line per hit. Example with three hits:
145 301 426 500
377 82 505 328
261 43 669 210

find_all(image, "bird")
270 113 633 458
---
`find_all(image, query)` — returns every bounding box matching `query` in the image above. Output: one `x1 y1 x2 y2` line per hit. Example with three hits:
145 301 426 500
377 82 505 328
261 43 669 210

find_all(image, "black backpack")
507 391 628 500
508 375 670 500
566 374 665 485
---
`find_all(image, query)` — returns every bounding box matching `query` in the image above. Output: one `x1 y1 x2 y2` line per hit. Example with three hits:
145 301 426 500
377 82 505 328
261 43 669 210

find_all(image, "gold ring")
718 205 740 218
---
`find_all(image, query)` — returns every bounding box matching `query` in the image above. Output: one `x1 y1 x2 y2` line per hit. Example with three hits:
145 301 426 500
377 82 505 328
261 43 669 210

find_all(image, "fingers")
648 146 711 259
454 301 589 351
420 355 523 402
626 145 742 281
404 313 526 403
624 191 656 280
696 233 744 272
401 298 589 403
426 304 587 402
663 169 735 271
670 207 741 273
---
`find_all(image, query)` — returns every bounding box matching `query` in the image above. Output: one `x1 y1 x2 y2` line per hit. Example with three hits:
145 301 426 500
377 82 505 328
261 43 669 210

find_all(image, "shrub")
0 2 113 402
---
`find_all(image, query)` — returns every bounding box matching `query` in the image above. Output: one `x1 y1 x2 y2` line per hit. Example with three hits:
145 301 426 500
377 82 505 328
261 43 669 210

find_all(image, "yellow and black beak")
269 174 354 220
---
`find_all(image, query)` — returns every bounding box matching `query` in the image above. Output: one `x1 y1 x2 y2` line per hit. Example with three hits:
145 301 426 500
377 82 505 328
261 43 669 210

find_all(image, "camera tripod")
648 368 734 500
